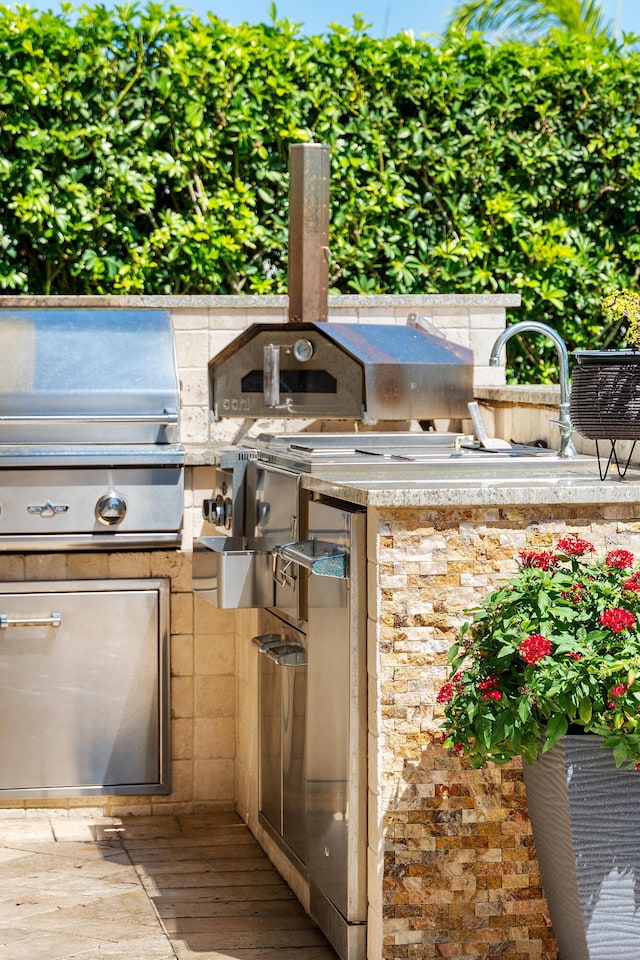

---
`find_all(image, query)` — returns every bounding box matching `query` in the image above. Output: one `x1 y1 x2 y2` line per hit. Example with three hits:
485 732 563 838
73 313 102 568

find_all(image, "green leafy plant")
2 3 640 381
439 536 640 769
601 291 640 347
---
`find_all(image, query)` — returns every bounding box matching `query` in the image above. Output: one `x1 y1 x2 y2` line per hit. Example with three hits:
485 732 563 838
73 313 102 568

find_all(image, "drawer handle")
0 612 62 629
266 643 307 667
251 633 283 653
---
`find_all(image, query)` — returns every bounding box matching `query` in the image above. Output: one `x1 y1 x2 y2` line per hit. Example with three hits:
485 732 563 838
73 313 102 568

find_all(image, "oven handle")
0 613 62 629
0 412 178 424
275 540 349 578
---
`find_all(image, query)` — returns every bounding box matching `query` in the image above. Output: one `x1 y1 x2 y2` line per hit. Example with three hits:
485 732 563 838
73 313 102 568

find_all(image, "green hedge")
1 4 640 376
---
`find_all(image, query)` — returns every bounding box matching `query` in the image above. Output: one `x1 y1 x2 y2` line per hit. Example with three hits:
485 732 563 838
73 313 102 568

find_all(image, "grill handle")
275 540 349 578
0 613 62 629
0 412 178 424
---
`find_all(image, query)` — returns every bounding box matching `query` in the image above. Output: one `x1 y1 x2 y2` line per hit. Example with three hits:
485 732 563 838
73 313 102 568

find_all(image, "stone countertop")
185 444 224 466
186 442 640 508
298 458 640 508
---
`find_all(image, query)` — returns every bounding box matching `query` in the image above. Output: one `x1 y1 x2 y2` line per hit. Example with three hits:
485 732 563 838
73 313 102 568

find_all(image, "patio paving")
0 812 339 959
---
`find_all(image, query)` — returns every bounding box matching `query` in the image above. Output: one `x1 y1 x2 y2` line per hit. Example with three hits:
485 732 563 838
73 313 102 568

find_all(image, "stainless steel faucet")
489 320 578 458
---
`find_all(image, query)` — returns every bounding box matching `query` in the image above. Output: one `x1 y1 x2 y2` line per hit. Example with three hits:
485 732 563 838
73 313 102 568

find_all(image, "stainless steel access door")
255 610 308 870
306 499 367 960
0 579 170 797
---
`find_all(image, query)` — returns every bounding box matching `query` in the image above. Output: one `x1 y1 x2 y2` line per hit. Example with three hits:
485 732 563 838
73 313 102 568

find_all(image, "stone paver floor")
0 812 339 959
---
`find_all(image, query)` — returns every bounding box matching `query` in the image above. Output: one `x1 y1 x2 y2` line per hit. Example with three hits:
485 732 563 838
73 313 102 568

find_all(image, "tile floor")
0 812 340 960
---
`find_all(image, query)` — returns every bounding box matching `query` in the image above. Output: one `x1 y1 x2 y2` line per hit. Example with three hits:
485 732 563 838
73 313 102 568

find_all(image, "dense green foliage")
2 4 640 375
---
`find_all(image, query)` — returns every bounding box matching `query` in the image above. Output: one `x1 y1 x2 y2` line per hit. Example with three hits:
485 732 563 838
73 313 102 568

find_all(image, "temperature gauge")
292 338 314 362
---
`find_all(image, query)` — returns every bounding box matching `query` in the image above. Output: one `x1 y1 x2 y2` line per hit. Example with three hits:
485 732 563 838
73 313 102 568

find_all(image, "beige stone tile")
207 331 237 366
108 800 153 818
108 552 152 578
23 554 68 580
173 949 337 960
174 329 209 368
171 718 194 760
151 551 193 592
170 675 194 718
171 591 194 635
193 759 235 801
194 675 235 718
194 717 235 760
165 760 193 803
171 308 210 329
180 405 210 445
117 816 182 839
0 812 338 959
50 818 123 842
171 633 194 677
193 597 237 635
194 632 235 676
0 556 25 581
0 820 54 843
179 368 208 407
66 553 110 579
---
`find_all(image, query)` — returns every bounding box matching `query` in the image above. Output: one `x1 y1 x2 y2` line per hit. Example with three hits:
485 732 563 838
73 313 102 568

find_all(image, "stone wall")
367 503 640 959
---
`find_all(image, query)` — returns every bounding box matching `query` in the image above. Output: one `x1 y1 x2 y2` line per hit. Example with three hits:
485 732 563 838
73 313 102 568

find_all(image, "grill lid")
0 308 180 445
209 318 474 424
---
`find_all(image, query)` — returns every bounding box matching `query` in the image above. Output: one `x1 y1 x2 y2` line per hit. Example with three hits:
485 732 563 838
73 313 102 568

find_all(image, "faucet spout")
489 320 577 458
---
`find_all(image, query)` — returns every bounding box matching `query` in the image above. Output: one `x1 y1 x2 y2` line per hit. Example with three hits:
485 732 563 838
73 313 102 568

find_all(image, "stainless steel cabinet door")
0 579 169 797
256 610 307 868
306 502 367 926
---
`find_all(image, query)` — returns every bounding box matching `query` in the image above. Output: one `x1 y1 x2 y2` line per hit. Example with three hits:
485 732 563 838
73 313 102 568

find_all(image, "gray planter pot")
522 735 640 960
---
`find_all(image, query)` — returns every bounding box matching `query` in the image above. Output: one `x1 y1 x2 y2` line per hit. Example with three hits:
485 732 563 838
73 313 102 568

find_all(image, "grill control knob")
95 494 127 526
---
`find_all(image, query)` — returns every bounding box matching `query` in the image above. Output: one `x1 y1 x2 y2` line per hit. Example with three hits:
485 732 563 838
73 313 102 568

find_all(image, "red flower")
453 743 464 756
599 608 636 633
610 683 627 699
623 573 640 593
481 690 503 702
606 549 635 569
557 535 595 556
518 549 557 570
566 652 583 660
437 683 455 704
477 676 502 700
519 634 553 664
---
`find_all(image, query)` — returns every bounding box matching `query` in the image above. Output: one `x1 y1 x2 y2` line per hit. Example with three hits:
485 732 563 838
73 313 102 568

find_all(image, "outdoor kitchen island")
224 443 640 960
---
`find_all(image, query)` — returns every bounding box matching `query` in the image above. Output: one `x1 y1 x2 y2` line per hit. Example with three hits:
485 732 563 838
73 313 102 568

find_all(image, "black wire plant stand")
592 439 638 481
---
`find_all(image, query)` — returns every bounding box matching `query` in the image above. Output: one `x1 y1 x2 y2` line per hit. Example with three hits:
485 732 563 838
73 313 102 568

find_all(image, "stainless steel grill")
0 308 184 551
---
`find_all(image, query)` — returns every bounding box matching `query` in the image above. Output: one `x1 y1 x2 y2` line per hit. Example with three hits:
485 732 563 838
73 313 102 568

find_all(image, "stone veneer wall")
368 502 640 959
